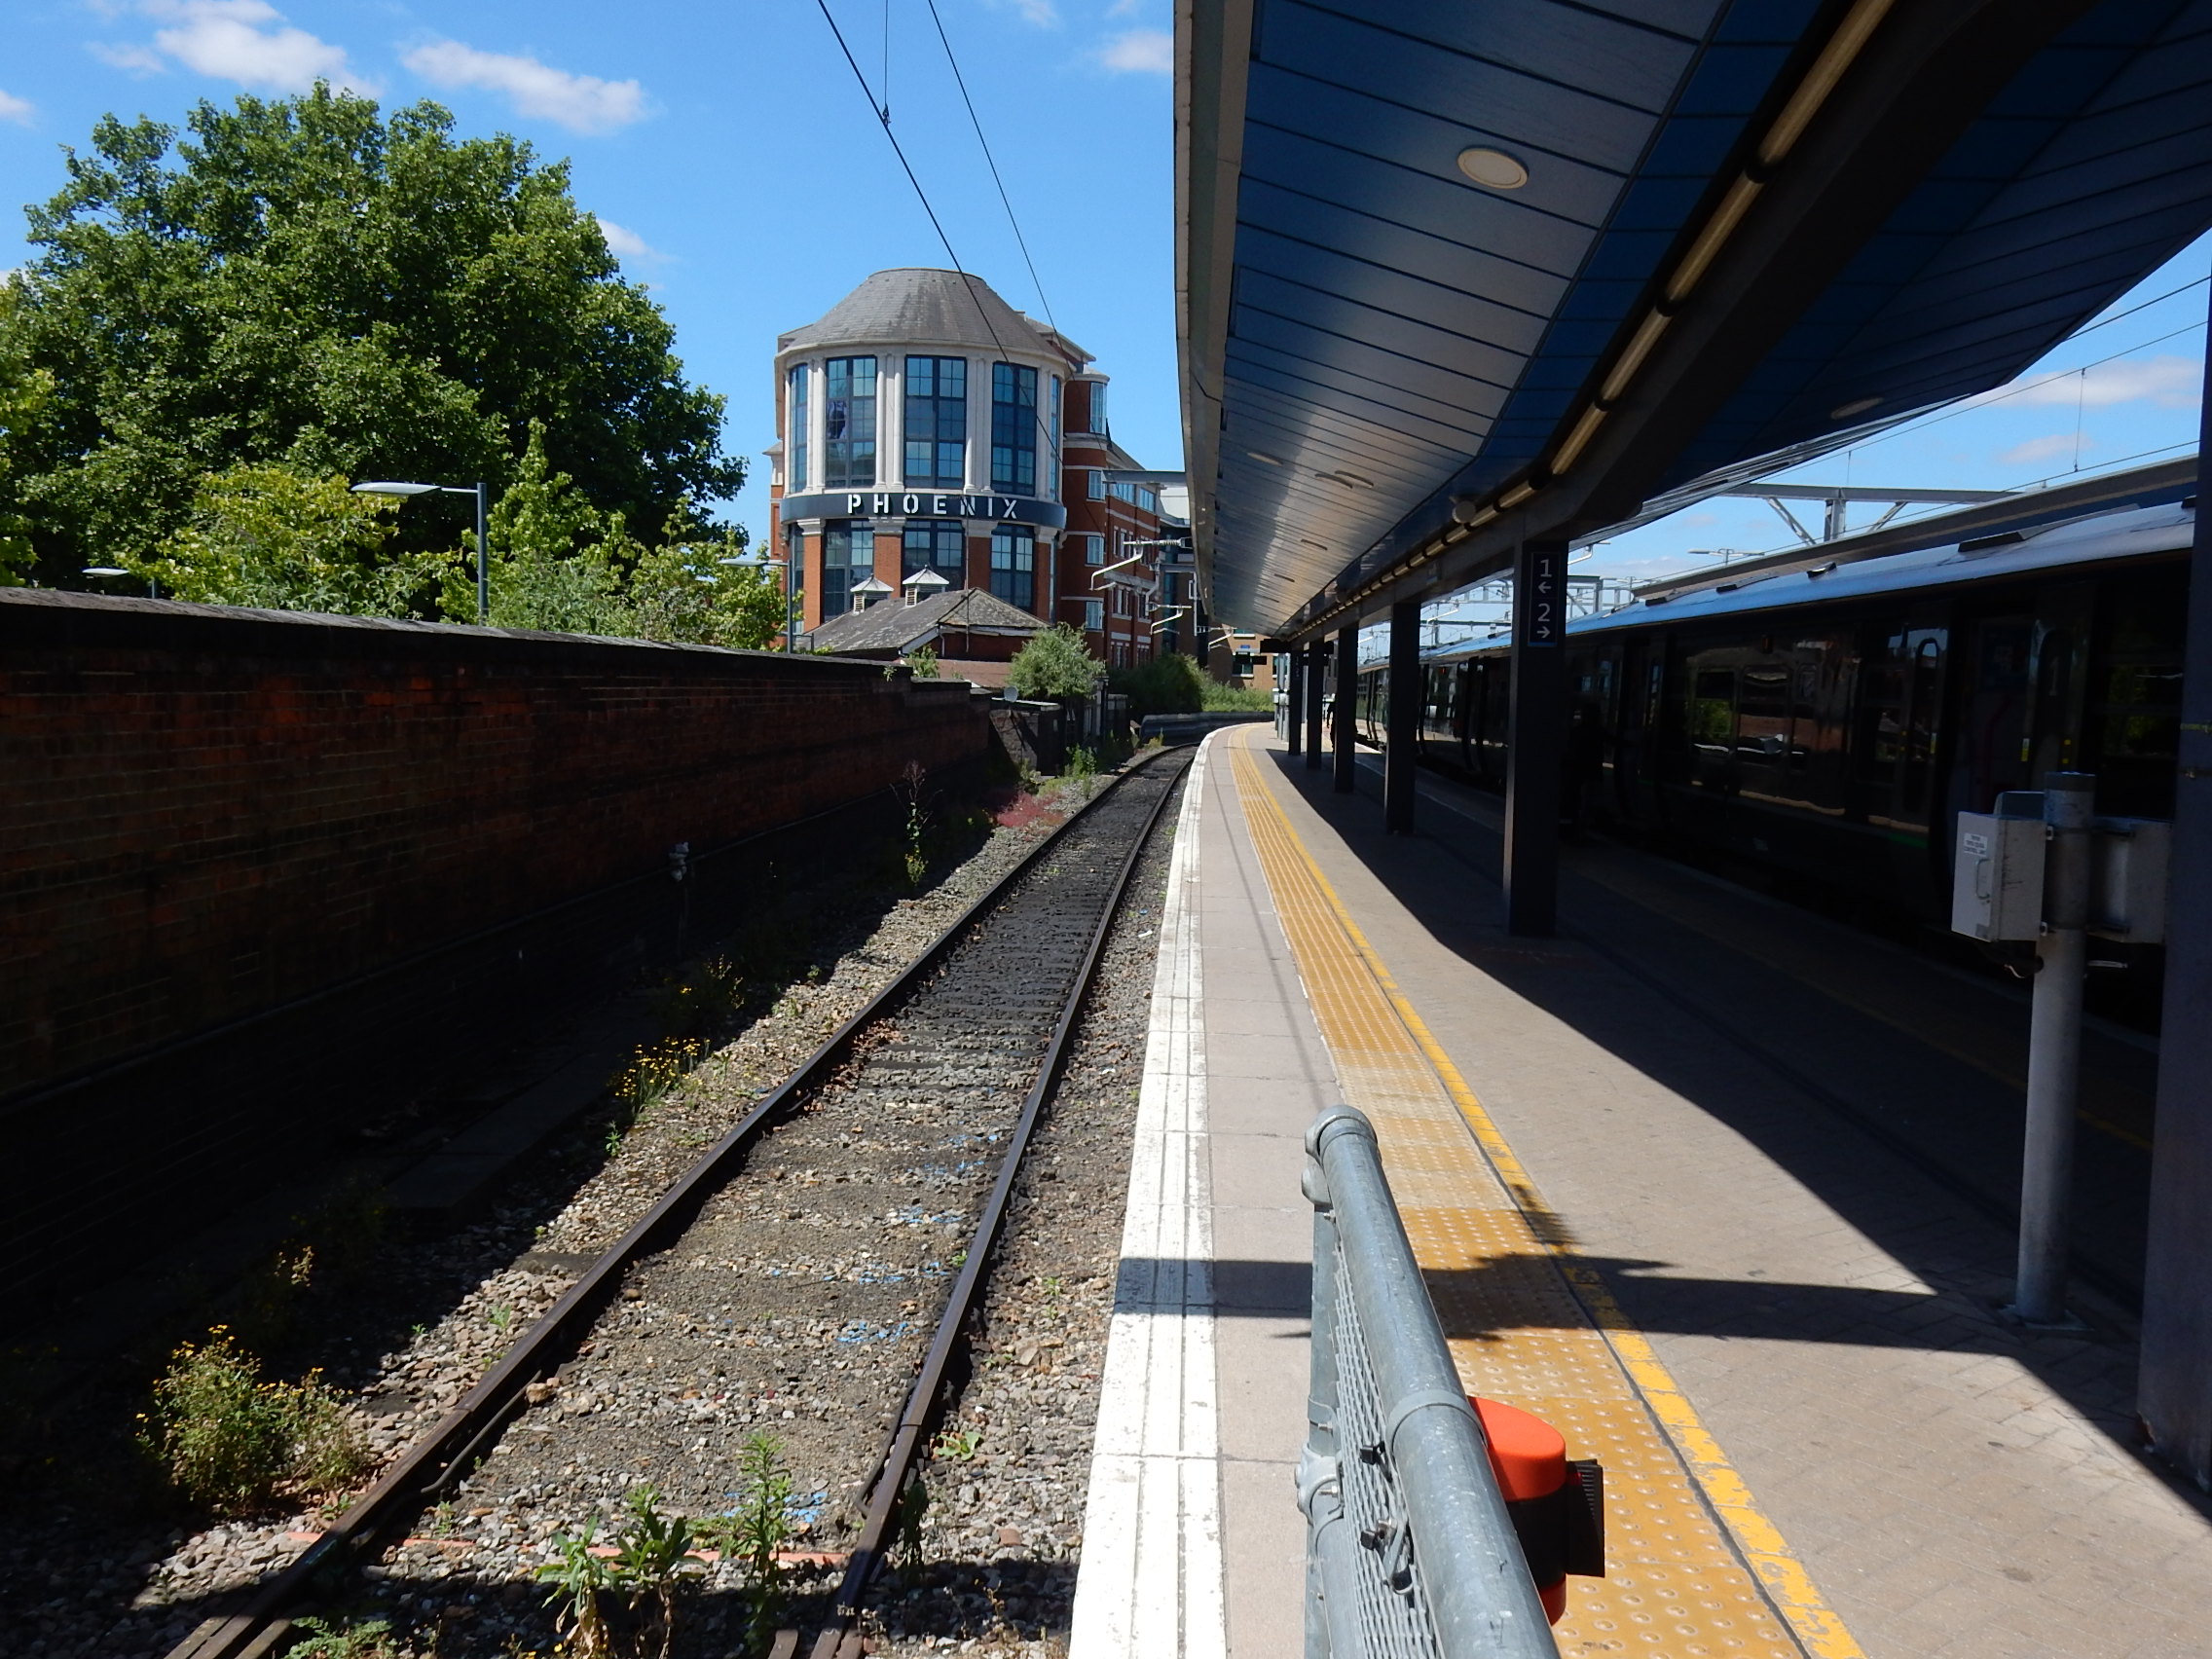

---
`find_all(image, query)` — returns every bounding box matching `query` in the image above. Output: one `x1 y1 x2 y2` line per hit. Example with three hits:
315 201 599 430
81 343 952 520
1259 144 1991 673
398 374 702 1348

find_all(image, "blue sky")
1583 236 2212 588
3 3 2204 598
0 0 1178 551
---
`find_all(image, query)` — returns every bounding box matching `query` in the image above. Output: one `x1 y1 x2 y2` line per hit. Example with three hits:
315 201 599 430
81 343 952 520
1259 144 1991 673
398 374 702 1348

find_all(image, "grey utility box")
1952 811 2046 941
2089 817 2172 943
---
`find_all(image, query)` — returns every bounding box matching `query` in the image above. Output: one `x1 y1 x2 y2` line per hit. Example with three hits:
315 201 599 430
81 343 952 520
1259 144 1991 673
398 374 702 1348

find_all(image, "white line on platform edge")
1067 733 1228 1659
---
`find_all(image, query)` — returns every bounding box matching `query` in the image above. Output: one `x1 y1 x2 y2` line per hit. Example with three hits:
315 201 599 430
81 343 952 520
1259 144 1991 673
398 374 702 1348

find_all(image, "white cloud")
1098 27 1171 73
1980 353 2201 411
594 216 662 262
982 0 1059 24
0 90 34 125
402 40 648 134
1997 433 2089 467
96 0 369 93
90 41 166 74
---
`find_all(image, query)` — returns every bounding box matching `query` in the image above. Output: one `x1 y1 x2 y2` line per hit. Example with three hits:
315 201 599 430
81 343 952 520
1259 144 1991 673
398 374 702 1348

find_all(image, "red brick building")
766 269 1188 667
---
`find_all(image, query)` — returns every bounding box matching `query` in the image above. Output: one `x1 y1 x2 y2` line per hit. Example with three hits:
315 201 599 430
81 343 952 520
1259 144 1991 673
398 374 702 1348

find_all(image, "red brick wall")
1 590 990 1099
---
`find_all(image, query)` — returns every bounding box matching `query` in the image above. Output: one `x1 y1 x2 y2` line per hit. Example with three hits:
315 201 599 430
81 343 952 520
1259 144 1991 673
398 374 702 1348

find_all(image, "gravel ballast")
3 781 1109 1659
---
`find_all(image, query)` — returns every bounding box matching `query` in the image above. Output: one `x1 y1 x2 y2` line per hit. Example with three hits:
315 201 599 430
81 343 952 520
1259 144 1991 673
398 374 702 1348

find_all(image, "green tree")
627 503 787 649
1112 651 1206 717
0 285 52 583
1008 623 1106 702
121 463 443 615
1 86 740 586
444 422 635 634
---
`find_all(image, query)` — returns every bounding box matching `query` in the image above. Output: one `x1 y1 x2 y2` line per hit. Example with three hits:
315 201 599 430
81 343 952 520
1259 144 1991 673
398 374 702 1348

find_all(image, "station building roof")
778 267 1090 368
1179 0 2212 639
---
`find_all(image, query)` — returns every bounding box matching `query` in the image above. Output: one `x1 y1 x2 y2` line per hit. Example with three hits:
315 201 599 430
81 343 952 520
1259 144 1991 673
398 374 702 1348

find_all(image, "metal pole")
474 481 490 626
786 530 800 652
1304 641 1326 770
1301 1161 1343 1659
1287 650 1306 755
1504 535 1567 935
2014 770 2094 1325
1385 600 1419 832
1309 1108 1558 1655
2141 284 2212 1484
1333 625 1358 793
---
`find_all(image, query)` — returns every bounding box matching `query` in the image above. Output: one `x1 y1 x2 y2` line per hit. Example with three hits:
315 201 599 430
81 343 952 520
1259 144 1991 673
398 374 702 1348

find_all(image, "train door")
1947 609 2036 818
2083 564 2185 819
1612 635 1665 826
1849 608 1950 911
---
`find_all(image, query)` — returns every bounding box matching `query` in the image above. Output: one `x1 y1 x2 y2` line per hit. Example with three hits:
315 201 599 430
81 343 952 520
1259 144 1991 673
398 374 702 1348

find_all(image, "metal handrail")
1301 1106 1558 1659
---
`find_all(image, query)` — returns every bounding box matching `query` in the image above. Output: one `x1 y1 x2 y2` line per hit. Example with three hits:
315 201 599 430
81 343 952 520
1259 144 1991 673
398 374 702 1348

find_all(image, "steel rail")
161 746 1186 1659
801 743 1194 1659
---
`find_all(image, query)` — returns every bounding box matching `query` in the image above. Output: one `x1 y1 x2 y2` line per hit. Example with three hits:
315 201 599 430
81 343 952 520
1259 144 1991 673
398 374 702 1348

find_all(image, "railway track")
164 744 1193 1659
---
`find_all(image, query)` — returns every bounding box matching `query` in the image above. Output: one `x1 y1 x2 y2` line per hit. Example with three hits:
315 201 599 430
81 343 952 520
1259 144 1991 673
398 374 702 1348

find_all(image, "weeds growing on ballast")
139 1328 368 1514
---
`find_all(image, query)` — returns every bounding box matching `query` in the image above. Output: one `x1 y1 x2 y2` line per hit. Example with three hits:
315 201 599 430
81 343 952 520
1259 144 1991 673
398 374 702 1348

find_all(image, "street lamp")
84 564 157 598
351 479 490 624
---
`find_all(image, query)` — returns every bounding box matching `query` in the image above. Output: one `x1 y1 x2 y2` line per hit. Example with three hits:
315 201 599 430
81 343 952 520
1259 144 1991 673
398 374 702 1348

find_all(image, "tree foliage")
0 286 52 582
121 463 442 615
1 86 741 586
438 424 782 646
1007 623 1105 702
1111 650 1206 717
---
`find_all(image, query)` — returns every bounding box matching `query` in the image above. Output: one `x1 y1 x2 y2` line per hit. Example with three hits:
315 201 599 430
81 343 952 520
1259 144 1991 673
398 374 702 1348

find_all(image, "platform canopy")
1177 0 2212 638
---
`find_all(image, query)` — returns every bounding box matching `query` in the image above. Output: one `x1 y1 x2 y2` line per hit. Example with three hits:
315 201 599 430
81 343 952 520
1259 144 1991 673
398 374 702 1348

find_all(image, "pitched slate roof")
806 586 1047 655
779 268 1089 365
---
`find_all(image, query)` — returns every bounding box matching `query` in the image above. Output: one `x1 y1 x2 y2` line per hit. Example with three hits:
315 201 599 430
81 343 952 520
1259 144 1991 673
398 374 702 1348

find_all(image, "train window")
1735 665 1791 764
2088 565 2187 817
1856 622 1945 819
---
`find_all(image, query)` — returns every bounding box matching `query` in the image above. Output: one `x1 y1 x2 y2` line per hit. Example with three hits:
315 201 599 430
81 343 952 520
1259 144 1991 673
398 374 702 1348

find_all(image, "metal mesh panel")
1330 1234 1444 1659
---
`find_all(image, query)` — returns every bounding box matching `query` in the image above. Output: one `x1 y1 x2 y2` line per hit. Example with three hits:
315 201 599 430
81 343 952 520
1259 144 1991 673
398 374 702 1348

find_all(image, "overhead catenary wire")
808 0 1066 469
921 0 1062 347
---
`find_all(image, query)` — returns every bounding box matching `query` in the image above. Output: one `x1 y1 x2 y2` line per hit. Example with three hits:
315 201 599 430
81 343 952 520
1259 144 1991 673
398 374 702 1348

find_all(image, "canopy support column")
1304 641 1326 769
1334 625 1358 793
1385 601 1420 833
1504 536 1567 937
1286 649 1306 756
2140 287 2212 1487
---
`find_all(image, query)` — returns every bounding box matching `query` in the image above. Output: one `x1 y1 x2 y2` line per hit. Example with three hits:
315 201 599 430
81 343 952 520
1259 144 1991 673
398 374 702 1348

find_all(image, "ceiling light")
1301 537 1329 550
1829 396 1882 420
1456 147 1529 190
1318 470 1373 489
1246 450 1283 465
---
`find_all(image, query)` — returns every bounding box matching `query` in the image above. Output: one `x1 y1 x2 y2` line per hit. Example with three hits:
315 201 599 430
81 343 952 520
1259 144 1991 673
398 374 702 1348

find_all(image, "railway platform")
1070 724 2212 1659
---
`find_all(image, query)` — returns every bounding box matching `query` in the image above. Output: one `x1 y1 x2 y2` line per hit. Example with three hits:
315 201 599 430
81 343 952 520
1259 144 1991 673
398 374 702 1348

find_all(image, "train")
1354 496 2191 926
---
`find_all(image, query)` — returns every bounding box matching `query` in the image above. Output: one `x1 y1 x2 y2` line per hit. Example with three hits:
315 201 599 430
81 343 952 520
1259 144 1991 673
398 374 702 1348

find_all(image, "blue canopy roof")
1179 0 2212 635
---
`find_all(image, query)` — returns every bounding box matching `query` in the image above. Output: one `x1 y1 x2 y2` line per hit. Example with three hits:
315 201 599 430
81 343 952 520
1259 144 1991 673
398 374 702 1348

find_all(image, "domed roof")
779 268 1089 364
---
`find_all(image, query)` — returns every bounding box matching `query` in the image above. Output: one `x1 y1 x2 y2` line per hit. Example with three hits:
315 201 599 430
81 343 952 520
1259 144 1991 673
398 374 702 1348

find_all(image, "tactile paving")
1227 734 1862 1659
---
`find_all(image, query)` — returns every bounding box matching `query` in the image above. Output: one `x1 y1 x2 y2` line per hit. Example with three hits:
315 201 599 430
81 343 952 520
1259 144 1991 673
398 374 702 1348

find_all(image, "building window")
785 521 804 615
989 525 1035 610
824 356 876 488
1049 374 1061 500
1085 598 1103 632
904 356 966 487
1090 381 1108 434
991 363 1037 493
903 519 965 581
1085 533 1105 565
1086 468 1104 500
823 519 873 618
788 366 808 491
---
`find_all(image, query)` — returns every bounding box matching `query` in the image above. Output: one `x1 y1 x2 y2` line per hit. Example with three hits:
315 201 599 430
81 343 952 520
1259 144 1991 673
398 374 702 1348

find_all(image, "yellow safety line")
1228 733 1866 1659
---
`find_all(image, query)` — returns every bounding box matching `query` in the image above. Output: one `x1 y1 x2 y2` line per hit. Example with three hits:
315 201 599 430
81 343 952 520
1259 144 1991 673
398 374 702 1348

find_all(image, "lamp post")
84 564 157 599
351 479 490 623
